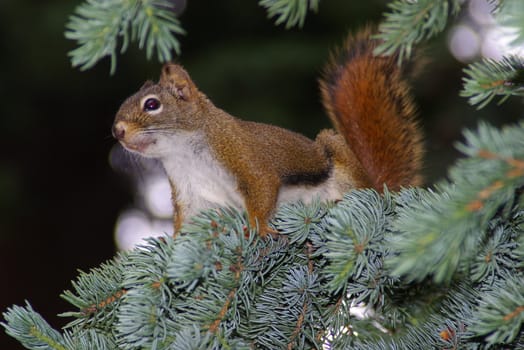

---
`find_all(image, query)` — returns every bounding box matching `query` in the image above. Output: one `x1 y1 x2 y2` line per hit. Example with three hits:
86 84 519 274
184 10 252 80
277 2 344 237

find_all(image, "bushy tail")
319 27 423 192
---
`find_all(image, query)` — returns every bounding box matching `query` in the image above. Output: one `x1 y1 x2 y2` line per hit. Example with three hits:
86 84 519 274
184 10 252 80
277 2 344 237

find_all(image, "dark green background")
0 1 521 348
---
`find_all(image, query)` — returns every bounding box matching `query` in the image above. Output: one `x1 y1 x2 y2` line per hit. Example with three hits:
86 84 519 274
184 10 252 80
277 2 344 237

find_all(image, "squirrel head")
112 63 205 157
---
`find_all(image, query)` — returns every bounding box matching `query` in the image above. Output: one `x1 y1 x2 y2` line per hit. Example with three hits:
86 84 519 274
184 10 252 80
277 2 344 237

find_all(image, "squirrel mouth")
120 136 156 154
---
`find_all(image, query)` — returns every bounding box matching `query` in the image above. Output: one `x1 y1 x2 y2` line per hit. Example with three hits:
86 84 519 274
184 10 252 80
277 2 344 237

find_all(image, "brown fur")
319 28 423 191
113 28 423 237
200 98 332 234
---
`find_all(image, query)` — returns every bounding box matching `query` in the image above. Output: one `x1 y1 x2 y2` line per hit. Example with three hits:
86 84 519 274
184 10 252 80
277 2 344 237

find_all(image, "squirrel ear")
140 80 155 90
159 63 194 101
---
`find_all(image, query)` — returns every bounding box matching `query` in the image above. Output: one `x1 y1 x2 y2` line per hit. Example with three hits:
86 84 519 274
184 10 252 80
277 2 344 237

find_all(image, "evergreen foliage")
65 0 318 73
493 0 524 46
258 0 320 29
65 0 185 74
460 0 524 108
3 122 524 348
4 0 524 348
374 0 462 62
373 0 524 110
461 55 524 109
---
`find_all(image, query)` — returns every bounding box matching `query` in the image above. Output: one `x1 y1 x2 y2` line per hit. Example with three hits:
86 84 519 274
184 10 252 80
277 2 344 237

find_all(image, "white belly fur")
160 132 244 219
159 131 340 220
277 176 341 206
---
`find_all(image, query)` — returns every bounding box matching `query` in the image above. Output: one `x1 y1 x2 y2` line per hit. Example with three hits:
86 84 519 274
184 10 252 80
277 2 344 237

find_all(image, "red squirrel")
112 28 423 237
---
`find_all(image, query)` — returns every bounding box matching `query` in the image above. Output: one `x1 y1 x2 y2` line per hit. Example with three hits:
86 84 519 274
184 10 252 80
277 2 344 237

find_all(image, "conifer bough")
3 122 524 349
5 0 522 348
65 0 319 74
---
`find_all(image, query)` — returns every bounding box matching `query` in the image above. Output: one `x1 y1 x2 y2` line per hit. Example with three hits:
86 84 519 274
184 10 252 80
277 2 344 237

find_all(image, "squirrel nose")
112 121 127 140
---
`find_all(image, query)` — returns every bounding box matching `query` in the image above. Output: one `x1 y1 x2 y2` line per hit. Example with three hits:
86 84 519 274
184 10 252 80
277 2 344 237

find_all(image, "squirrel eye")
143 98 161 112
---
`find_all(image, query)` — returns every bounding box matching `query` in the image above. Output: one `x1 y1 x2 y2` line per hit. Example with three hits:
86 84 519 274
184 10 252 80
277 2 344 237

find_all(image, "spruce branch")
461 55 524 109
387 122 524 284
115 237 179 349
60 257 127 329
65 0 184 74
471 224 521 284
62 329 117 350
320 189 392 296
65 0 319 73
516 231 524 267
468 276 524 346
273 199 327 245
3 122 524 348
459 0 524 109
258 0 320 29
494 0 524 46
1 305 116 350
2 302 67 350
374 0 462 62
355 281 480 349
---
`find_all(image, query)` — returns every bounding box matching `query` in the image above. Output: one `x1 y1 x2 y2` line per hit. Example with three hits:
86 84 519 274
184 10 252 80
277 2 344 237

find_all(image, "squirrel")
112 28 423 237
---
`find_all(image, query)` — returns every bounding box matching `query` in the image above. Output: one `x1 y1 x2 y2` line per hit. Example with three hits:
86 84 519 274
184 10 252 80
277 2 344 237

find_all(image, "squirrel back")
113 27 424 236
320 28 423 192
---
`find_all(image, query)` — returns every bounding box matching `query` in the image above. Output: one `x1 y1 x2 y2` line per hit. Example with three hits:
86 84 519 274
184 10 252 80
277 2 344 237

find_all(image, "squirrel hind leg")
315 129 372 192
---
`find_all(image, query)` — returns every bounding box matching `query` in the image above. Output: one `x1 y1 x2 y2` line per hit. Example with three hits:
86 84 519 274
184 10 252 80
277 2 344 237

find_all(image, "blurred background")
0 0 522 348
